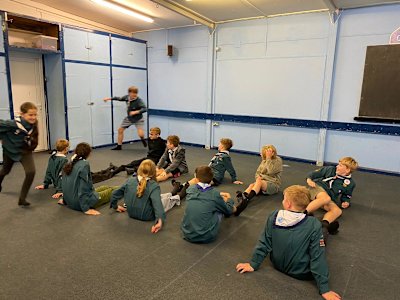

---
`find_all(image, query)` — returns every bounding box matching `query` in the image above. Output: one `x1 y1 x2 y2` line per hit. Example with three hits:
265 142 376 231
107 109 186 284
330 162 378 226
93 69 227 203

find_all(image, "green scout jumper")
111 95 147 122
250 209 330 295
308 166 355 206
208 151 237 183
43 151 68 192
0 118 35 161
181 184 234 243
110 177 166 223
62 159 99 212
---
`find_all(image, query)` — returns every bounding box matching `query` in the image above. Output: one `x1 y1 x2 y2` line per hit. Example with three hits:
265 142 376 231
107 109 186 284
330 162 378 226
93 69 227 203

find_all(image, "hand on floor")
52 193 63 199
322 291 341 300
35 185 45 190
307 178 316 188
220 192 231 202
236 263 254 274
233 180 243 185
116 205 126 213
151 219 163 234
341 202 349 209
84 209 101 216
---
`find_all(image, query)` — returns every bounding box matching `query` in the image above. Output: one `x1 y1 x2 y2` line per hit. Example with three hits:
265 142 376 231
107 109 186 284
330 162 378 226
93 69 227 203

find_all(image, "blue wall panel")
0 57 10 161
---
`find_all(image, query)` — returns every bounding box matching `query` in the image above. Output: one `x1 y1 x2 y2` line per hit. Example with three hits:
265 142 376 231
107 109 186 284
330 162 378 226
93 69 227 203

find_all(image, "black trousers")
0 151 36 201
113 157 158 175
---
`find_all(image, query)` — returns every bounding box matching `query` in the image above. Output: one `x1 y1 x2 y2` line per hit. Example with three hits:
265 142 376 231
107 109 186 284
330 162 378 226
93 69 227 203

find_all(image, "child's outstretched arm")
149 185 166 233
223 156 243 184
109 182 128 211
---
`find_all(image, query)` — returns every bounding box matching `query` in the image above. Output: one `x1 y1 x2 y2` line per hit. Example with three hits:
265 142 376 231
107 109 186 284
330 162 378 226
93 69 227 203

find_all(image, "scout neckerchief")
15 116 34 147
322 173 352 189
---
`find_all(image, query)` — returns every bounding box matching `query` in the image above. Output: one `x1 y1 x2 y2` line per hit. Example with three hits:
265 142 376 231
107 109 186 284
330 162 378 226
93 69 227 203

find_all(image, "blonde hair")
220 138 233 150
128 86 138 94
136 159 157 198
55 139 69 152
150 127 161 135
261 144 277 160
283 185 311 210
339 157 358 172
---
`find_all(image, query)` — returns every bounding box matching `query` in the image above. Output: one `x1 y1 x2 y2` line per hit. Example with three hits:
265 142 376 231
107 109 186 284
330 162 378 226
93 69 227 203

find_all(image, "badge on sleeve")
344 179 350 185
319 238 326 247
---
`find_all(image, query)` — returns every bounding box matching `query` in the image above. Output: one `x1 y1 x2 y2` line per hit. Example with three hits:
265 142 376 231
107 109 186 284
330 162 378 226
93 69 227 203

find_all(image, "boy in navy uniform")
104 86 147 150
305 157 358 235
236 185 341 300
35 139 69 199
111 127 166 176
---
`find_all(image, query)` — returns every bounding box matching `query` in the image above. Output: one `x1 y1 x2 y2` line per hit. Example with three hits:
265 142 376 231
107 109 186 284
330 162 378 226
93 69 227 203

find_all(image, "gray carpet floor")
0 143 399 299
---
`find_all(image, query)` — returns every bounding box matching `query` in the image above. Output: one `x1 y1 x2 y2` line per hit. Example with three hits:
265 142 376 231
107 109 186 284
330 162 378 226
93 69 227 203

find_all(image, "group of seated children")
3 107 357 299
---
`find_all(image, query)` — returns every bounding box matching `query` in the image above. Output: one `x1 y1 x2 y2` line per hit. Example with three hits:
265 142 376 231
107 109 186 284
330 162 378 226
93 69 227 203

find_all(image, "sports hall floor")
0 143 399 300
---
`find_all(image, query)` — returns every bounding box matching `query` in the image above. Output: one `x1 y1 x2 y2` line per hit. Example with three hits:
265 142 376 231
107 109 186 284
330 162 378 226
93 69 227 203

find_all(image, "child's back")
44 151 68 191
181 184 234 243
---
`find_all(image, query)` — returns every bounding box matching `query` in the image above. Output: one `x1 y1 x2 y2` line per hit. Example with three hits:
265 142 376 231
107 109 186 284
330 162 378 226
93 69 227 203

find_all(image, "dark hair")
167 135 180 147
128 86 138 93
195 166 214 184
63 143 92 175
20 102 39 151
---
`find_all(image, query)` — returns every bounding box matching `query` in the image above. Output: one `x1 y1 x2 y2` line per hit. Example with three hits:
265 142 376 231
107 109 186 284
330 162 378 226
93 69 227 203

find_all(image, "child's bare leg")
188 178 199 185
244 183 255 194
117 127 125 145
157 172 173 182
322 202 342 223
156 168 164 176
306 192 331 213
137 127 145 139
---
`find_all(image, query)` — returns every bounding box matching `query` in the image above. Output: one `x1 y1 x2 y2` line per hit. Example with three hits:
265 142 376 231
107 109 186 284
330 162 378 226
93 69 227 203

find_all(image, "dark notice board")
356 44 400 123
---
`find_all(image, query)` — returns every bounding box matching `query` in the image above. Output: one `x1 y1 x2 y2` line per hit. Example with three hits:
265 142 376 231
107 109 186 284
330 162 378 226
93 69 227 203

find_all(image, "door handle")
212 122 220 126
87 102 94 106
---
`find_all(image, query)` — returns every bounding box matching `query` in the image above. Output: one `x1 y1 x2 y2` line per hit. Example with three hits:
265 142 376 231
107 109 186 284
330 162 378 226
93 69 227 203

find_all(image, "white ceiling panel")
334 0 400 8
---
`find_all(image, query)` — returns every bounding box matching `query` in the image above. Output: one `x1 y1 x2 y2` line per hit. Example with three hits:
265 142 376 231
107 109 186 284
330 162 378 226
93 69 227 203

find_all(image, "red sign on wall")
389 27 400 44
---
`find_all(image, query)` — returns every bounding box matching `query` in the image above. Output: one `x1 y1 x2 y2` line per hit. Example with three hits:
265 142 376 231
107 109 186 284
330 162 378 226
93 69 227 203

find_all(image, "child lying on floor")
236 185 341 300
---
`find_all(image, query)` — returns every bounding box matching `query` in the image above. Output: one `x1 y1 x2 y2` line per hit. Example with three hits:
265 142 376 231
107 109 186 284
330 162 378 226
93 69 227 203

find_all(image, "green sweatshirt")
181 184 234 243
208 151 237 183
62 160 99 213
255 156 283 186
43 152 68 192
308 166 355 205
0 118 36 161
250 209 330 295
110 177 165 223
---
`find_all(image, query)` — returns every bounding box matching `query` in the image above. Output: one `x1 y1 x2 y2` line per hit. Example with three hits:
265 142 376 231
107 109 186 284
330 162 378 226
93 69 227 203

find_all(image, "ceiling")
32 0 400 32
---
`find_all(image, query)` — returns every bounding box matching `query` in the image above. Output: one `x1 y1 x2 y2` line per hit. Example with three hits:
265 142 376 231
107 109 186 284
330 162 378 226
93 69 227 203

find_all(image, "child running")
0 102 39 206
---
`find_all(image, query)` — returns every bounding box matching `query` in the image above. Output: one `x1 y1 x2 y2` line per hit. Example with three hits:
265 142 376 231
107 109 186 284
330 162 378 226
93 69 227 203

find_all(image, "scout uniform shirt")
111 95 147 122
110 176 165 222
0 117 37 161
308 166 356 205
255 156 283 186
43 151 68 192
157 145 188 174
250 209 330 295
181 183 234 243
208 151 237 183
62 159 99 212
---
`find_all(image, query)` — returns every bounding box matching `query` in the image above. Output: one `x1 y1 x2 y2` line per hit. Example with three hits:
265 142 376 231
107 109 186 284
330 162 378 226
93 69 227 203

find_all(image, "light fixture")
91 0 154 23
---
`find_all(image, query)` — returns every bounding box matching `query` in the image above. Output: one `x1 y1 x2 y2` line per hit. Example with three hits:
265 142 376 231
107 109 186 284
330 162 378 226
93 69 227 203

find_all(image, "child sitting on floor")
35 139 69 199
236 185 341 300
109 159 165 233
305 157 358 237
58 143 117 216
235 144 283 216
111 127 166 176
170 138 243 200
156 135 188 182
180 166 247 244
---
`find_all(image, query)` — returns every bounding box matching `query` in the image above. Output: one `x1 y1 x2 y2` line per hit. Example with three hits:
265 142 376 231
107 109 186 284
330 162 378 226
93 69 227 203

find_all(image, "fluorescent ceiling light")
91 0 154 23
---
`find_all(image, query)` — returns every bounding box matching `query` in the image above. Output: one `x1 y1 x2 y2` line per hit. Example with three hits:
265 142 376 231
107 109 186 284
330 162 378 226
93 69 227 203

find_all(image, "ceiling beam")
151 0 215 30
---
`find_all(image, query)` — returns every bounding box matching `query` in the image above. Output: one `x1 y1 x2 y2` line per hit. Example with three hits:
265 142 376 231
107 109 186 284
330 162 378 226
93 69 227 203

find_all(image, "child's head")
261 144 277 160
20 102 38 124
149 127 161 140
166 135 180 150
336 157 358 176
63 142 92 175
282 185 311 212
137 159 157 197
55 139 70 153
128 86 138 99
218 138 233 151
195 166 214 184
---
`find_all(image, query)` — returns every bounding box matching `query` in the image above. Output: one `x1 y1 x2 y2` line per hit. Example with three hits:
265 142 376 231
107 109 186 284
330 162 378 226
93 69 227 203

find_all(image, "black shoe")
109 163 117 170
171 180 182 196
234 197 248 216
327 221 340 235
123 203 127 208
111 145 122 150
141 139 147 147
0 185 2 192
177 183 189 200
18 199 31 207
236 191 243 198
125 167 137 176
